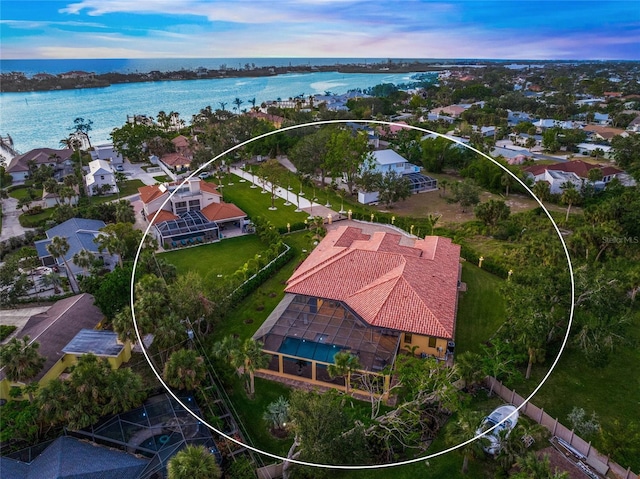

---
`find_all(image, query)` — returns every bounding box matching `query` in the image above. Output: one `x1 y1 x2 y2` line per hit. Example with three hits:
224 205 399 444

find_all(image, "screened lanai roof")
254 294 401 372
405 172 437 191
155 210 218 237
73 393 219 479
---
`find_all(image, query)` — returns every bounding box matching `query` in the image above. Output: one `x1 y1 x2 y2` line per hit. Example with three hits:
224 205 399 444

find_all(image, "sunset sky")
1 0 639 60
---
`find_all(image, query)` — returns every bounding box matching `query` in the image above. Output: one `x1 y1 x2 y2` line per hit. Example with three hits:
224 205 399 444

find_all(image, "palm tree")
513 451 568 478
445 409 486 474
327 351 361 395
233 97 243 112
249 97 257 110
241 339 268 396
167 444 222 479
218 101 227 111
46 236 78 293
114 200 135 223
439 178 449 197
41 271 62 293
425 213 442 235
560 182 581 222
0 336 45 383
501 172 515 197
163 349 207 391
532 180 551 202
72 249 94 277
103 368 146 415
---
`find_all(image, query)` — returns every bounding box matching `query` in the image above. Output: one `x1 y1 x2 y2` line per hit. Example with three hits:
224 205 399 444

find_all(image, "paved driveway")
0 197 34 242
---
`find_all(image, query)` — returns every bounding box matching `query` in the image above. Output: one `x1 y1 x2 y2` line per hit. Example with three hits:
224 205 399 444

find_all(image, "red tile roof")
171 135 190 149
285 226 461 338
524 160 621 179
138 184 166 204
148 209 178 225
200 181 221 195
201 202 246 221
160 153 191 167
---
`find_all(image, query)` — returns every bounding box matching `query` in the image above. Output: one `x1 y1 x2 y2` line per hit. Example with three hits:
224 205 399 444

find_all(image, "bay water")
1 71 430 153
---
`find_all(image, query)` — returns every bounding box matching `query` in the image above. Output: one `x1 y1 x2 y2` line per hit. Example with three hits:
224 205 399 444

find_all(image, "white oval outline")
131 119 575 470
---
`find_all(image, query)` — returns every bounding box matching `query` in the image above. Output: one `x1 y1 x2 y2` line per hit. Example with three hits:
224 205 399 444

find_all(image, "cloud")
0 19 106 29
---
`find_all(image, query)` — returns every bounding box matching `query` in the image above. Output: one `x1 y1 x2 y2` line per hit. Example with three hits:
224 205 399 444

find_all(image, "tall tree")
327 351 361 395
167 444 222 479
324 129 370 195
46 235 78 293
0 336 45 384
72 117 93 148
445 409 487 474
560 182 581 222
72 248 94 277
163 349 207 391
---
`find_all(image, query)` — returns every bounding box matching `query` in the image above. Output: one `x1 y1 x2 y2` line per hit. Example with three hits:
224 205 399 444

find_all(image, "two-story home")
138 177 248 247
6 148 74 182
85 159 118 196
358 149 437 204
253 225 462 397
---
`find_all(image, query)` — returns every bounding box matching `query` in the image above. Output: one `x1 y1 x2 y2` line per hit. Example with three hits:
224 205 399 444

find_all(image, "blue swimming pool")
279 337 342 363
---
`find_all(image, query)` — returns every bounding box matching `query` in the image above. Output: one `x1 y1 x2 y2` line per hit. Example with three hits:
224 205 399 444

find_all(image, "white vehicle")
198 171 211 179
475 404 519 455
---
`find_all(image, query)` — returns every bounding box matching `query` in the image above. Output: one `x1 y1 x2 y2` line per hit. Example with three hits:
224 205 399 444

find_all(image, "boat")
475 404 519 455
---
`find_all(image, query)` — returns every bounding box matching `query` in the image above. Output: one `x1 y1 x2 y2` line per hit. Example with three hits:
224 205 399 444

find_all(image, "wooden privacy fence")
486 377 637 479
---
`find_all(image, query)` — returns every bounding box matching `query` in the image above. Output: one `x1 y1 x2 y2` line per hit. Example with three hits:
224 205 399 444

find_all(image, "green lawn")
9 186 41 201
159 235 267 278
213 232 312 341
153 175 171 183
212 175 310 229
506 311 640 471
19 207 54 227
455 262 506 354
226 377 293 457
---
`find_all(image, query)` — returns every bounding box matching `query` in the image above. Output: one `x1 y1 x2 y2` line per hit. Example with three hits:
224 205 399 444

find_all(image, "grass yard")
153 175 171 183
9 186 41 201
19 207 54 227
211 175 309 229
506 311 640 471
159 234 267 278
226 377 293 457
213 231 312 341
454 262 506 354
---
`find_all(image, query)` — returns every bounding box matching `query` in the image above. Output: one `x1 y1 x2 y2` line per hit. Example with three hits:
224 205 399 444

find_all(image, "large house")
253 225 462 397
523 160 623 194
34 217 119 277
6 148 74 182
85 159 118 196
0 294 130 400
138 177 248 247
358 149 437 204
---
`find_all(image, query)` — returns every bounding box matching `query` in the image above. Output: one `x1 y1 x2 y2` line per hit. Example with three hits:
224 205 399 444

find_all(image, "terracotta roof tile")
201 202 247 221
138 184 166 204
160 152 191 167
286 226 461 338
148 209 178 225
200 181 221 195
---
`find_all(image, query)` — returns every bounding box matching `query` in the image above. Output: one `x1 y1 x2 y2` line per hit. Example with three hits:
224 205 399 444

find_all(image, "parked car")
198 171 211 179
115 164 124 172
475 404 519 455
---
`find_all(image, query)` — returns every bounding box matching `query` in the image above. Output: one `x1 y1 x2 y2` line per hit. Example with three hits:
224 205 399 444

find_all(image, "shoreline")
1 61 445 93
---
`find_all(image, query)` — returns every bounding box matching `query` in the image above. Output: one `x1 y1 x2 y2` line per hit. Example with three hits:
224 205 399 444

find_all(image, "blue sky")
1 0 639 60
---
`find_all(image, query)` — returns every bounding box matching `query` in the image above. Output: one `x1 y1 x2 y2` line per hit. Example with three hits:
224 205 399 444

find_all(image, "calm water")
1 71 431 153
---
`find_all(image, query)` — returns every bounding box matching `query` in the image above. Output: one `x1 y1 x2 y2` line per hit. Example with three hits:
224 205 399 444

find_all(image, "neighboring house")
0 294 117 400
358 149 437 204
490 147 533 164
90 143 123 165
346 122 380 148
533 119 583 131
430 104 467 118
85 159 118 196
34 217 119 277
171 135 193 158
42 184 80 208
583 124 628 142
6 148 74 182
253 225 462 397
575 143 614 159
158 152 191 174
247 111 285 128
0 436 149 479
138 178 248 247
523 160 623 194
627 114 640 132
509 132 543 149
